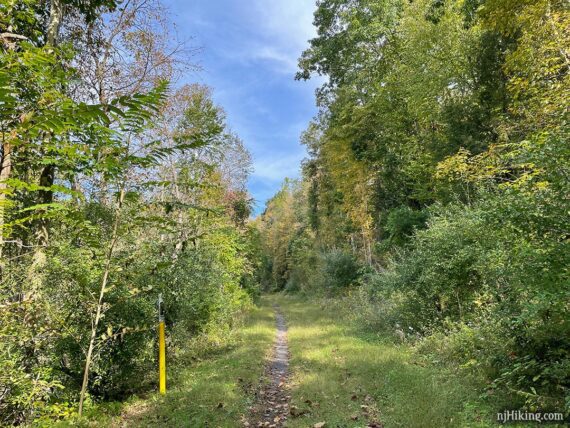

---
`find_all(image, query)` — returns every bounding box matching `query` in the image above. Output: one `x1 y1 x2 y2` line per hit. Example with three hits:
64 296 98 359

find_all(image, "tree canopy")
258 0 569 413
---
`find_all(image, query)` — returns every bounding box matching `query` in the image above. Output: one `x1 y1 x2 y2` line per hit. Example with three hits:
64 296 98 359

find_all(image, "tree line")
0 0 260 424
256 0 568 414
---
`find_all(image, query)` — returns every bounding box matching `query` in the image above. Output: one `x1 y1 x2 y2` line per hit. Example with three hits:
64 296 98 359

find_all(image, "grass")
56 294 503 427
269 294 494 428
58 300 275 427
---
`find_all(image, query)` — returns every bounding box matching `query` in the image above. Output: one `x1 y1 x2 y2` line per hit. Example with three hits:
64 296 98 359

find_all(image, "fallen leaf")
350 414 359 421
290 406 309 418
314 423 326 428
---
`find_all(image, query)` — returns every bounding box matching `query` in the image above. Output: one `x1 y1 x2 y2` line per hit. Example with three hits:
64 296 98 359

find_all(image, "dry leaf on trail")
290 405 309 417
314 422 326 428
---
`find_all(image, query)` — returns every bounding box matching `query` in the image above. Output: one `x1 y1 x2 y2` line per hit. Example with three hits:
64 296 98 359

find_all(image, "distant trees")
259 0 569 412
0 1 257 424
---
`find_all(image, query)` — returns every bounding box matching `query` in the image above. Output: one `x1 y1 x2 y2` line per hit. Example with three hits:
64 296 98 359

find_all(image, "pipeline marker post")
158 293 166 395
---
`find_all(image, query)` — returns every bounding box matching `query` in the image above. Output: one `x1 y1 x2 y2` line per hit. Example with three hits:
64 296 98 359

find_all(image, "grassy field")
60 295 500 427
271 294 494 428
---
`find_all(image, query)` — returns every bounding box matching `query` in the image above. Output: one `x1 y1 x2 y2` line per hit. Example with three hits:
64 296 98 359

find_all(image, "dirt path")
247 306 290 427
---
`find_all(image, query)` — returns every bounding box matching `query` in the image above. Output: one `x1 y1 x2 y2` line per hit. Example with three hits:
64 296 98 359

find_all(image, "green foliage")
260 0 570 415
73 301 276 427
320 249 362 290
0 3 258 424
383 206 428 247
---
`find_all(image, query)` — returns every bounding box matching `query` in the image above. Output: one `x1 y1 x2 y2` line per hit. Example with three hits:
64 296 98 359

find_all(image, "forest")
256 0 568 420
1 0 261 424
0 0 568 427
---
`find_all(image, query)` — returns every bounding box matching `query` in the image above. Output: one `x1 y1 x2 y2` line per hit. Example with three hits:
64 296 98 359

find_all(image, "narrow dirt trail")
248 306 290 427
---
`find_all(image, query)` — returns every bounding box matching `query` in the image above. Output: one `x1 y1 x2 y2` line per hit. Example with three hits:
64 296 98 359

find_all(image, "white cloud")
244 0 317 73
252 0 317 49
252 151 305 181
249 45 299 73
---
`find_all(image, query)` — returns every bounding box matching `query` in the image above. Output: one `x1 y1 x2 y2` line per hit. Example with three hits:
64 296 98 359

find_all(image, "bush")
384 206 428 246
370 185 569 410
0 199 256 424
321 249 362 290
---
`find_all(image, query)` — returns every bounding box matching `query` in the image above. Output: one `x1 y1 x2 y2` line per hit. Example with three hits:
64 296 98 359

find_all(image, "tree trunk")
0 141 12 266
47 0 64 46
78 187 125 416
36 0 64 245
37 163 55 246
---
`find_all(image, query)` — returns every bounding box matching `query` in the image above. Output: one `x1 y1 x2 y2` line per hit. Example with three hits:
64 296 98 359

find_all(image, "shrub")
384 206 428 246
320 249 362 290
370 186 569 410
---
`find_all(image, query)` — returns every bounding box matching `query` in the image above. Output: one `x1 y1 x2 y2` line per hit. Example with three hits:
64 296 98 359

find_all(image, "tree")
260 0 569 411
0 1 258 423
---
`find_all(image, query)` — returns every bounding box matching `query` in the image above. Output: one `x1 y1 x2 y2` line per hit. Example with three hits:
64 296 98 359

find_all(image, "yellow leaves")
459 358 479 370
435 148 471 180
436 146 506 184
321 134 374 244
489 0 570 130
19 111 34 124
436 137 555 197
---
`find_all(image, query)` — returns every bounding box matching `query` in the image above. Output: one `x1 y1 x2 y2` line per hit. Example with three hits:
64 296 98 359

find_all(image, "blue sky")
164 0 322 214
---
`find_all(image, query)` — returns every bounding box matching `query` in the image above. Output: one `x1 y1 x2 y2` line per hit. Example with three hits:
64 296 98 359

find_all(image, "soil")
247 306 290 428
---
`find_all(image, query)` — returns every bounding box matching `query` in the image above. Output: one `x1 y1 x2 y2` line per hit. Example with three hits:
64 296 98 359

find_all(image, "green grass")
270 294 494 428
56 295 500 427
61 300 276 427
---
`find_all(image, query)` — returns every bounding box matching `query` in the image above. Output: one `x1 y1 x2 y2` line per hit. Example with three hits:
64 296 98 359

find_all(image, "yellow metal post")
158 293 166 395
159 320 166 394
